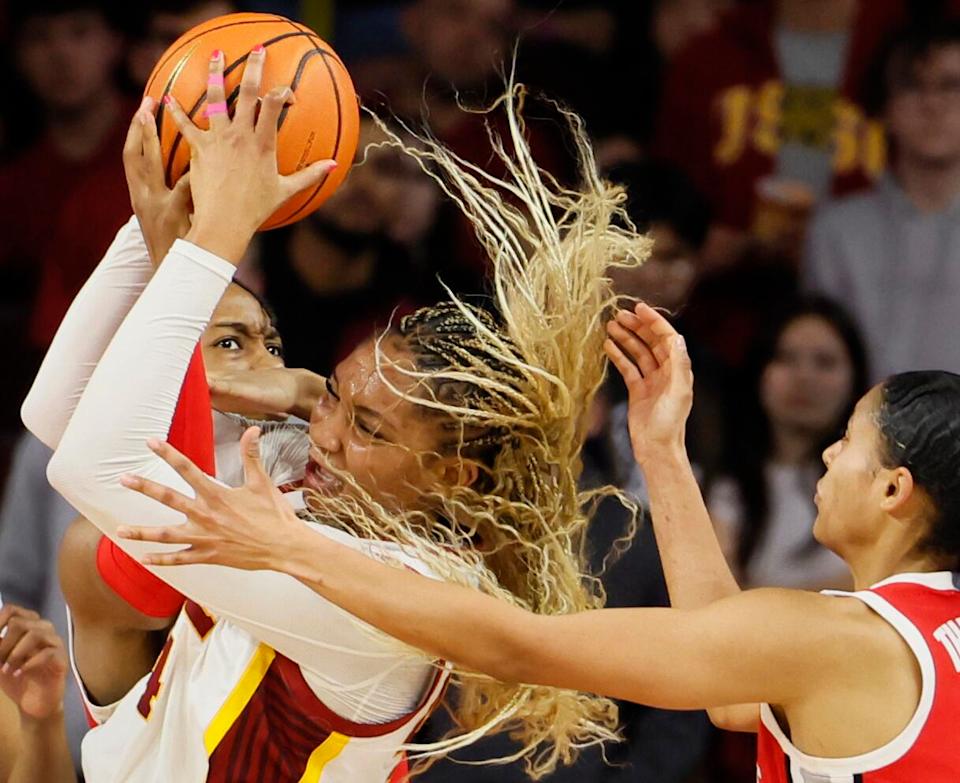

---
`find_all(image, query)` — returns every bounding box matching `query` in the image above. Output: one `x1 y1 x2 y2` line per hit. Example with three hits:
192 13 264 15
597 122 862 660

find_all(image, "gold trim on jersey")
296 732 350 783
203 643 276 754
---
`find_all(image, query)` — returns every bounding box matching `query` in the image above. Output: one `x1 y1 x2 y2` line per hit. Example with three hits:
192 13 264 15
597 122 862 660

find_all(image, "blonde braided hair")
302 80 652 778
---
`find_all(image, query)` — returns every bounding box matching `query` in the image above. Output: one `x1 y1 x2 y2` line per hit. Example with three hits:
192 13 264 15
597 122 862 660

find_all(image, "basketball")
143 12 359 230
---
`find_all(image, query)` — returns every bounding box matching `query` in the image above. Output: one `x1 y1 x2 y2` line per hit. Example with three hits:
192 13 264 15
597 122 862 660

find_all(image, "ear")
879 466 916 516
437 457 480 489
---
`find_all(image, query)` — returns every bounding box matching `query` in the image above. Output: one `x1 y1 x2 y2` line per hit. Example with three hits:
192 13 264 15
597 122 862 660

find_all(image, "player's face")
761 315 855 438
305 337 467 511
201 284 284 382
812 387 887 555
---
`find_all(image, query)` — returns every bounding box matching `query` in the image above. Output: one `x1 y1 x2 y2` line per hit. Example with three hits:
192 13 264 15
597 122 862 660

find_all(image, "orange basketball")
143 12 359 230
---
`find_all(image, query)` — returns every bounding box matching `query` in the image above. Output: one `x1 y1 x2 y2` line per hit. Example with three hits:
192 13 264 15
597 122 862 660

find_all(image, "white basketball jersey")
72 602 449 782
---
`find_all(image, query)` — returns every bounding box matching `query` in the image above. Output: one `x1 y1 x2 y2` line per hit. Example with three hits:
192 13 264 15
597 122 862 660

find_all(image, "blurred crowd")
2 0 960 780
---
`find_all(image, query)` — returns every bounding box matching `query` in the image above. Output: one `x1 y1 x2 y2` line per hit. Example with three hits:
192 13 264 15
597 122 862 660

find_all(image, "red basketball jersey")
756 572 960 782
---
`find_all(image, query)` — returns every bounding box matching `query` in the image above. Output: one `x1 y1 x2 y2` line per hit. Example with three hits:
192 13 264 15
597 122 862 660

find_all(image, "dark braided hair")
394 301 525 465
877 371 960 568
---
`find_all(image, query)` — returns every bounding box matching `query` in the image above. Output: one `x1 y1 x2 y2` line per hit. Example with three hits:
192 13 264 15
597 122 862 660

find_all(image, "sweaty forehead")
336 339 421 407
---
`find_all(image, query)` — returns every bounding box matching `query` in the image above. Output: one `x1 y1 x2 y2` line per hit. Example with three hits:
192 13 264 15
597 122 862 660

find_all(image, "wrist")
638 438 688 468
186 220 254 266
293 370 325 420
283 525 332 586
20 705 65 732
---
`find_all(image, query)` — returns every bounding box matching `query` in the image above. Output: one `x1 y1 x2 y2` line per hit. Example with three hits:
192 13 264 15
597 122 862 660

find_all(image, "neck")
769 421 816 466
47 90 121 162
849 548 947 591
289 223 376 295
895 155 960 212
777 0 856 32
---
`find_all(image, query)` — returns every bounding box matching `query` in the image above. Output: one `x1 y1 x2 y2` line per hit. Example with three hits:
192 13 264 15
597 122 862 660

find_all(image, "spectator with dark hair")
0 1 129 434
805 20 960 382
706 297 868 591
655 0 921 266
126 0 237 88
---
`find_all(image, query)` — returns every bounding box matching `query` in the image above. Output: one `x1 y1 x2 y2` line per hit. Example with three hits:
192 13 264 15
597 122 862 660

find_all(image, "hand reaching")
0 606 68 721
604 303 693 465
117 427 306 571
123 96 193 267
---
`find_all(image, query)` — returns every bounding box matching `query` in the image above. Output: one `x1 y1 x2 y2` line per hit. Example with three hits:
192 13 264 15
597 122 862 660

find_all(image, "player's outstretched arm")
113 455 870 716
0 605 76 783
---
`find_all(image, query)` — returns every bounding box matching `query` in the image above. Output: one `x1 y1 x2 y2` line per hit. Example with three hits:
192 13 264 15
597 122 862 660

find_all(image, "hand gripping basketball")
164 46 336 260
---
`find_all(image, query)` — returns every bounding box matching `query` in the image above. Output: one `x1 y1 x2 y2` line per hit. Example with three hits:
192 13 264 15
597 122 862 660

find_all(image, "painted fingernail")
162 95 173 106
252 43 265 54
211 49 222 60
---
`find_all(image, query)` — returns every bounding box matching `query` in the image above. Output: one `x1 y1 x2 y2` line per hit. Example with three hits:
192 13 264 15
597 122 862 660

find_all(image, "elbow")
21 396 57 450
46 443 94 511
707 705 759 733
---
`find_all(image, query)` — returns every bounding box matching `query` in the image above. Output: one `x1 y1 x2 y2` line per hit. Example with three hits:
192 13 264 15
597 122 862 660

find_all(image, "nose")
822 439 840 467
309 404 343 454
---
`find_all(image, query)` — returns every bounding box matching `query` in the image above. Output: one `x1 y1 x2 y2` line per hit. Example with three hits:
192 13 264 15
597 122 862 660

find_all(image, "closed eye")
325 376 340 401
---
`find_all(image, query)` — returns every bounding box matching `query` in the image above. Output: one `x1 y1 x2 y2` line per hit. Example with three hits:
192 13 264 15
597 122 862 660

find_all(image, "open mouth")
303 457 344 495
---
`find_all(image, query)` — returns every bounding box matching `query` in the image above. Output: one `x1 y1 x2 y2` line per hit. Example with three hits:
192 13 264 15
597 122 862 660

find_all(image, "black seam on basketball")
144 16 292 94
163 31 324 185
155 48 200 186
277 37 346 224
276 47 324 129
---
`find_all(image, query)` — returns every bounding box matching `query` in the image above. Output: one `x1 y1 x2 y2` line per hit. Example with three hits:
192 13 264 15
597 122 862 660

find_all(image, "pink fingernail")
162 95 173 106
252 44 265 54
12 669 21 679
211 49 222 60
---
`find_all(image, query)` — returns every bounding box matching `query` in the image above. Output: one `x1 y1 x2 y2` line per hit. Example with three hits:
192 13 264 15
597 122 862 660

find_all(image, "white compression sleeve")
22 216 153 449
47 240 433 722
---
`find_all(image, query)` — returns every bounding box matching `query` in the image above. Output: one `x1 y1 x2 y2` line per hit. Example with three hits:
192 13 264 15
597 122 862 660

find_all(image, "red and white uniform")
757 571 960 782
24 220 464 781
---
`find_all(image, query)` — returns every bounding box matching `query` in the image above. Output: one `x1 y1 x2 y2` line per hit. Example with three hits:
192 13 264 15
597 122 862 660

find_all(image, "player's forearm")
281 527 542 684
642 445 740 608
48 242 233 528
9 712 76 783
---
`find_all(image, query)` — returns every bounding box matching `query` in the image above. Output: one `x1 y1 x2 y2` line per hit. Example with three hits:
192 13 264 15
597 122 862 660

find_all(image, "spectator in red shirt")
0 2 128 429
654 0 921 266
